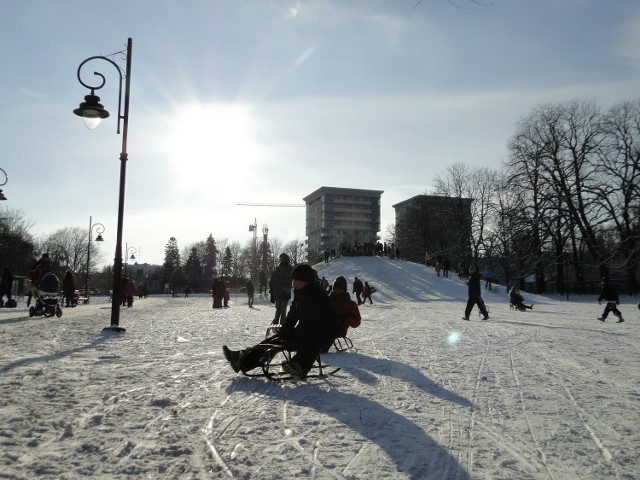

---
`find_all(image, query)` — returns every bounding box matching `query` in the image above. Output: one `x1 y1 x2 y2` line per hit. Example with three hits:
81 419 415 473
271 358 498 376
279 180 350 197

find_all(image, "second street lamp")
74 38 132 332
125 243 137 277
85 216 104 302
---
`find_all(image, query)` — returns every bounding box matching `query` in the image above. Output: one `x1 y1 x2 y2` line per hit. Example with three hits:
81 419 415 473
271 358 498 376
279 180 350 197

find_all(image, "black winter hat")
333 276 347 291
291 264 315 283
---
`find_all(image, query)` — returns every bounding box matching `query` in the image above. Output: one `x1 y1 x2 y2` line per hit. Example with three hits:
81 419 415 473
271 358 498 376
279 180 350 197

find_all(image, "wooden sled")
332 336 354 352
243 340 340 381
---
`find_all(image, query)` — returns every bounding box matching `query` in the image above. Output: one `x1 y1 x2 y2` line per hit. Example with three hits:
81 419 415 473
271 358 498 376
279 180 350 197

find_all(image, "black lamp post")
0 168 7 201
85 216 104 302
124 243 137 277
74 38 132 332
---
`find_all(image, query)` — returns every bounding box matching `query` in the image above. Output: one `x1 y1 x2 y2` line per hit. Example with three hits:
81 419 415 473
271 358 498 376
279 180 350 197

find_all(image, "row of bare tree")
426 99 640 295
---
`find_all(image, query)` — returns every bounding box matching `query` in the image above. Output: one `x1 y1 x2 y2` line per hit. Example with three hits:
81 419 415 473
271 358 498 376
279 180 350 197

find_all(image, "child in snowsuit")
597 277 624 323
320 276 361 352
463 265 489 320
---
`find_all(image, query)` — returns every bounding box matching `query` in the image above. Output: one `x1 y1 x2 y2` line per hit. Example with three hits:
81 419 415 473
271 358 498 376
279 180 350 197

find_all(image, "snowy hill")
314 255 467 303
0 256 638 479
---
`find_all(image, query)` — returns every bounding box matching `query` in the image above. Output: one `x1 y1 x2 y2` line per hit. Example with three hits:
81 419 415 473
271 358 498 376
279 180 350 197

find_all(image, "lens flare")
446 331 461 346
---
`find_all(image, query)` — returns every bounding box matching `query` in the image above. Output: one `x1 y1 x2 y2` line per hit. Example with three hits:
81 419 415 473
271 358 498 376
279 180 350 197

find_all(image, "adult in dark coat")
463 265 489 320
223 264 336 379
246 280 255 308
62 271 76 307
597 277 624 323
0 268 14 307
269 253 293 325
352 277 364 305
212 276 225 308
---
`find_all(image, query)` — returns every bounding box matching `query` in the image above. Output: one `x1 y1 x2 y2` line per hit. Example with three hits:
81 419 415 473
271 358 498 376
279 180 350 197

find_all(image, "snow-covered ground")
1 257 638 479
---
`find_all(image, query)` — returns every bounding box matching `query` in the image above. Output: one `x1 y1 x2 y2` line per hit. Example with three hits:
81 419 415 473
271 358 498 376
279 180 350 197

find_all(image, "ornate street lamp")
74 38 132 332
0 168 7 201
124 243 137 276
85 216 104 302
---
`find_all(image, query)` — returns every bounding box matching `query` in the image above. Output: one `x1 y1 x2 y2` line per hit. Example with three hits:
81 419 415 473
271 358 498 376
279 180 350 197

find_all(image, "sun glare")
164 103 262 192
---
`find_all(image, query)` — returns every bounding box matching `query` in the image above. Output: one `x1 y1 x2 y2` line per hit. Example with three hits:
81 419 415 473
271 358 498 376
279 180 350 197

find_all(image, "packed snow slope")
1 256 638 479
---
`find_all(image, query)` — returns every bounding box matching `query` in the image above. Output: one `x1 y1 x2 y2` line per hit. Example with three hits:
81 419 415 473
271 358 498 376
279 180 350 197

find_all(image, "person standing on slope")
352 276 364 305
463 265 489 320
269 253 294 326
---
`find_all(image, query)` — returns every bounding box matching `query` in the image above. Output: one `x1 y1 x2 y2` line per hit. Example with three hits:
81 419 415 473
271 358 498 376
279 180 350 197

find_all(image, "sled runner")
242 338 341 381
331 336 354 352
268 325 354 353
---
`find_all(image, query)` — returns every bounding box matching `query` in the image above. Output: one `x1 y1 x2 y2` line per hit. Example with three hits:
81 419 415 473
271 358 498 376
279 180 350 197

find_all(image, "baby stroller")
29 272 63 318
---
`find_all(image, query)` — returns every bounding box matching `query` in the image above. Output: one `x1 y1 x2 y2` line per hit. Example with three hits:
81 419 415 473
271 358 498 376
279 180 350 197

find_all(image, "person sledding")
597 277 624 323
222 264 338 380
509 287 532 311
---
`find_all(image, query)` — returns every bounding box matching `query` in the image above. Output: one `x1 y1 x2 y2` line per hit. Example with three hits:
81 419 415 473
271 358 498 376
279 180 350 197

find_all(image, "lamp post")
125 243 137 277
73 38 132 332
0 168 7 201
85 216 105 302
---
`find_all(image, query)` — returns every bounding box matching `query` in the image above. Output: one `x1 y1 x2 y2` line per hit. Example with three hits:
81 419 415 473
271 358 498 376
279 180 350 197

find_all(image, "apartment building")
303 186 384 260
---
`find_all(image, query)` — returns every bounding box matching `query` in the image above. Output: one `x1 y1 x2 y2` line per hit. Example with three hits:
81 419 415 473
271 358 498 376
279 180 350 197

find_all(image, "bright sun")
164 103 262 191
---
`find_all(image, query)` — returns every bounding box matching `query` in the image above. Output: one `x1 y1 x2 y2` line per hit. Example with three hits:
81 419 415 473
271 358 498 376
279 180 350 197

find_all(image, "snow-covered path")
1 257 638 479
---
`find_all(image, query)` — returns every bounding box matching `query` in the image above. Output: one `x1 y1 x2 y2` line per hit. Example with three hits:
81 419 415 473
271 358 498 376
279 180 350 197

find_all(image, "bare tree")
39 227 103 280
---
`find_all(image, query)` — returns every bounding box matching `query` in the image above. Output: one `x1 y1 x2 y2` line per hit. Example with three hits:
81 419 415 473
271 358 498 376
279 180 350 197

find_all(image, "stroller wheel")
44 309 53 318
29 306 35 317
56 307 63 318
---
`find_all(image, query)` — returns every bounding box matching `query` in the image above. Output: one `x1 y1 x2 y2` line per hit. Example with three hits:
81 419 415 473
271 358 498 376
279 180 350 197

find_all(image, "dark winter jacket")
280 281 335 349
352 278 364 294
270 263 293 301
467 271 482 297
62 273 75 295
598 282 619 303
0 269 13 289
329 291 361 336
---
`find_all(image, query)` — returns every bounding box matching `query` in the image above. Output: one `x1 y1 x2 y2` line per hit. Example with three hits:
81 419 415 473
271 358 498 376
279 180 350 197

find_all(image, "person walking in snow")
246 280 254 308
597 277 624 323
222 264 337 380
463 265 489 320
442 258 451 278
362 281 374 304
352 277 364 305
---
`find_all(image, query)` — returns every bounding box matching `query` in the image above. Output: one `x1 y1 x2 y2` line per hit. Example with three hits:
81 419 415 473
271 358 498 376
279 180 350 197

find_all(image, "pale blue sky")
2 0 639 265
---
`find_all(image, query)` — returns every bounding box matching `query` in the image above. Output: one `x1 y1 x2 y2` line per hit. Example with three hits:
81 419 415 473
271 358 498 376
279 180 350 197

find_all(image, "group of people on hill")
223 258 364 380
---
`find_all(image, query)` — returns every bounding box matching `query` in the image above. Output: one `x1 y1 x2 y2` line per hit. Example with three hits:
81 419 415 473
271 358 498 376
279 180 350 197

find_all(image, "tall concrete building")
303 186 384 260
393 194 473 264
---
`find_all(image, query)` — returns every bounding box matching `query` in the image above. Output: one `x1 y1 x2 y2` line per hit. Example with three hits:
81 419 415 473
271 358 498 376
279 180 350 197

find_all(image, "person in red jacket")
330 276 361 336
